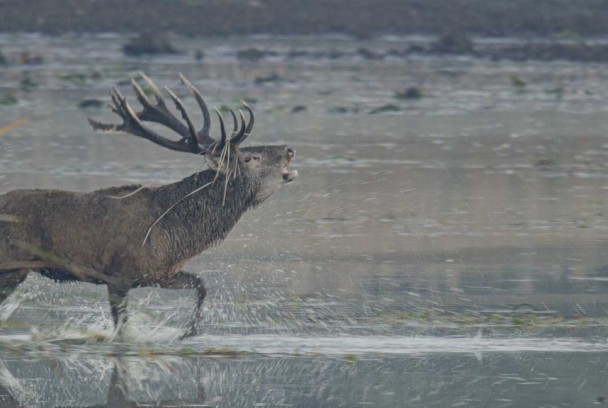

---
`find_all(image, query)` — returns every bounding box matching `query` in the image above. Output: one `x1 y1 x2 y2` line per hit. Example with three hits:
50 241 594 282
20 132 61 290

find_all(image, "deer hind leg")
0 270 28 304
0 269 29 323
157 271 207 338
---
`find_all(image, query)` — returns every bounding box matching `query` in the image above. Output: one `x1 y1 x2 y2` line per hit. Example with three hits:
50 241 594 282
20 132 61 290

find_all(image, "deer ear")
204 153 233 174
205 155 221 171
241 152 252 163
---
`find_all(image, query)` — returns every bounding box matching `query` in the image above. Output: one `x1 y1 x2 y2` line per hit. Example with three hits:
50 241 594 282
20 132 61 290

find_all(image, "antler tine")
230 109 248 146
230 100 254 145
229 110 239 135
110 87 125 114
131 74 190 138
178 73 214 145
241 100 254 132
90 73 254 156
130 78 153 107
109 87 133 125
89 87 196 153
164 86 199 147
213 108 228 151
138 71 163 100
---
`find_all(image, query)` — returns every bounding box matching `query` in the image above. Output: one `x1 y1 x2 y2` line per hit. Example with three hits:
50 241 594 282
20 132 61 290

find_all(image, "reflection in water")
0 357 204 408
0 349 604 407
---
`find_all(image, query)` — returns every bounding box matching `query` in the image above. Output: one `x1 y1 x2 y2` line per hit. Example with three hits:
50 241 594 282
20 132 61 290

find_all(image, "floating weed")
369 104 402 114
236 48 267 61
58 71 104 86
201 348 243 356
328 106 361 114
78 99 105 109
0 214 29 223
0 94 17 106
511 315 536 326
510 74 527 92
291 105 307 113
344 354 357 365
20 74 37 91
58 72 88 85
395 87 423 100
546 87 564 99
362 309 594 334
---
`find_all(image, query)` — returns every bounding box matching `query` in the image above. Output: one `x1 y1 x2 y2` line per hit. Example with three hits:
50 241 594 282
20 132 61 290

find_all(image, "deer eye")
244 156 252 163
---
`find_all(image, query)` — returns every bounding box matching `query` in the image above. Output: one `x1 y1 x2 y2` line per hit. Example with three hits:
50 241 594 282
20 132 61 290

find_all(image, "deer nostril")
287 148 295 159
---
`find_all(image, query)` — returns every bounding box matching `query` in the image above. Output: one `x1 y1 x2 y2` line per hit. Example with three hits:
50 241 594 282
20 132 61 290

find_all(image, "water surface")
0 34 607 407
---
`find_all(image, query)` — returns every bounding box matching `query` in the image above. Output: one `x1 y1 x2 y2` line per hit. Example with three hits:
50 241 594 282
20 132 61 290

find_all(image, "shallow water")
0 34 608 406
0 348 605 408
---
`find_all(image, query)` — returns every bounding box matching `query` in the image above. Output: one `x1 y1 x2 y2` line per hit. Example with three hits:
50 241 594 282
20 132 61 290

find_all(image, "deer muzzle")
282 147 298 182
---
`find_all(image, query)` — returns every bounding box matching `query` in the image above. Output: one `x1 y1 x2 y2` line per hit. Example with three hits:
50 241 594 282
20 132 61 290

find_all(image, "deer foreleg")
107 285 129 335
158 271 206 338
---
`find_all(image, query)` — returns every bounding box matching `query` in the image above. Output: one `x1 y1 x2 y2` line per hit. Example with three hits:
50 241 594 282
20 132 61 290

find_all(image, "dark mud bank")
2 0 608 39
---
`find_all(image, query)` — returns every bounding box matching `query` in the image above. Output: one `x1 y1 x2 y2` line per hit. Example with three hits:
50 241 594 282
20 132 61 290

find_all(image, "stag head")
88 72 298 203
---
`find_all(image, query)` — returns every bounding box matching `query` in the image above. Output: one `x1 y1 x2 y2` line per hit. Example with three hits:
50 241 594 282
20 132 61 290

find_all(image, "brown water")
0 34 607 407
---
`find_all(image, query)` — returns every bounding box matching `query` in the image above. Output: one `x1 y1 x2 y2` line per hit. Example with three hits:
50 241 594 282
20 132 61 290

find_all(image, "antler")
88 72 254 155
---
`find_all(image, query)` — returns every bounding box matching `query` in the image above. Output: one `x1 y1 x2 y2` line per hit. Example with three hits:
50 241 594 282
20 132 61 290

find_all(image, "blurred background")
2 0 608 39
1 1 608 407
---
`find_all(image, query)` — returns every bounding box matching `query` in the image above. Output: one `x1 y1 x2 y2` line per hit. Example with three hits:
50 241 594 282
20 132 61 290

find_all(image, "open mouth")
282 148 298 182
282 167 298 182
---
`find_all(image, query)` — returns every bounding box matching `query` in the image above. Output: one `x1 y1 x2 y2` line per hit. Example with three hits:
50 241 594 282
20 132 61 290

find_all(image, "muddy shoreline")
1 0 608 39
4 1 608 62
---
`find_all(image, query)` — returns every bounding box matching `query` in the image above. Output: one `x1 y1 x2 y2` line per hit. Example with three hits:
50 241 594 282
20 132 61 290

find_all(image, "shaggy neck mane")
150 167 260 263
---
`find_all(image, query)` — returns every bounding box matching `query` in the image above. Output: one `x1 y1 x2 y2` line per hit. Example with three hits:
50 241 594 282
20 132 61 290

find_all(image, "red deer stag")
0 73 298 337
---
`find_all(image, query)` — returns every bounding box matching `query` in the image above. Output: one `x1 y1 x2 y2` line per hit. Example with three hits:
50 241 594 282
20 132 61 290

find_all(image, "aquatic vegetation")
253 73 282 85
369 104 402 114
58 71 103 86
19 73 37 91
0 94 17 106
17 51 44 65
328 106 361 114
291 105 307 113
509 74 527 91
78 99 104 109
546 87 564 99
237 48 277 62
362 309 608 336
395 87 423 100
430 31 474 54
356 48 384 60
123 32 180 56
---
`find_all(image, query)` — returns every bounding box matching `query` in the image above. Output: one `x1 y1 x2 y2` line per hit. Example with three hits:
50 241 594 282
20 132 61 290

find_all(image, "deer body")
0 73 297 336
1 169 256 284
